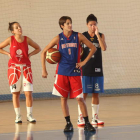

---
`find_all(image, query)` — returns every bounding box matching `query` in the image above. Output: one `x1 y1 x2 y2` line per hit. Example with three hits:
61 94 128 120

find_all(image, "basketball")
46 48 61 64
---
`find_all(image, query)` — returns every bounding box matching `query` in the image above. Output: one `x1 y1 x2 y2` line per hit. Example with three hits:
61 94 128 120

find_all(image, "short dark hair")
8 22 19 31
86 14 97 24
59 16 72 30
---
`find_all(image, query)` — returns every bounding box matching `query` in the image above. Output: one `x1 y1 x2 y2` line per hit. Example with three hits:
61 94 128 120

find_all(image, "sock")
65 116 71 124
83 116 89 124
14 108 20 116
27 107 32 116
91 104 99 118
78 104 82 116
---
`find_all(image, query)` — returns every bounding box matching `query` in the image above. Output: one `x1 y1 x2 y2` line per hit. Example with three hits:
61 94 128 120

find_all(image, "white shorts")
8 64 33 93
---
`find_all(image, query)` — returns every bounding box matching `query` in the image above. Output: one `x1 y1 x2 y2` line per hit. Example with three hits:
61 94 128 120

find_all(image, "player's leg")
52 74 73 132
12 92 22 123
77 76 90 126
61 97 73 132
70 76 96 132
77 93 88 126
23 66 35 123
24 91 36 122
91 77 104 125
8 65 22 123
76 97 95 132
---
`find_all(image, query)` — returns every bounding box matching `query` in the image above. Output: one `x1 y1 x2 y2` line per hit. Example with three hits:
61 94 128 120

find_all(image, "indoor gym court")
0 0 140 140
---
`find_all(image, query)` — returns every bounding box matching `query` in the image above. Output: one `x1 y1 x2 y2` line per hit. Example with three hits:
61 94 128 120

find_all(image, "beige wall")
0 0 140 95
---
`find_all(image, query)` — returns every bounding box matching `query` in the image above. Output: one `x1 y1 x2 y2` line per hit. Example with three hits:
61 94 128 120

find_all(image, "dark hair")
8 22 19 31
86 14 97 24
59 16 72 30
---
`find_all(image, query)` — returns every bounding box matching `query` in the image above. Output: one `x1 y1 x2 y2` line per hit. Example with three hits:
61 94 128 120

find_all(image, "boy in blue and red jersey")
41 16 97 132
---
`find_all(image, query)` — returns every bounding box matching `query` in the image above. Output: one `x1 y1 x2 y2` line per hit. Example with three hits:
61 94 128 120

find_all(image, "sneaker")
64 122 73 132
27 114 36 123
91 114 104 125
77 114 85 126
15 115 22 123
84 122 96 132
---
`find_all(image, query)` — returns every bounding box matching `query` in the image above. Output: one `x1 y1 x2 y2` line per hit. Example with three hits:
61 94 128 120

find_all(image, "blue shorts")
82 76 104 93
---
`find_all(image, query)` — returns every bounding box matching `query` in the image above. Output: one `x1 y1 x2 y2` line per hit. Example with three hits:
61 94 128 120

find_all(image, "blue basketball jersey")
56 31 81 76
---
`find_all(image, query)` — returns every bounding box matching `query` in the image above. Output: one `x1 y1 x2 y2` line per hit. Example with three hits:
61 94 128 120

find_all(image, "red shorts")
52 74 83 98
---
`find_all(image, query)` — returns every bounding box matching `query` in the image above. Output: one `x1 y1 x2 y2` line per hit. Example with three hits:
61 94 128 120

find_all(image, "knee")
25 92 32 98
77 98 84 103
92 93 99 98
61 97 67 102
13 93 20 98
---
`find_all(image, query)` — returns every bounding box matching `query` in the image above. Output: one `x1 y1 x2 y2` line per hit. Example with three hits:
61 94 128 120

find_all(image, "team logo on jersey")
13 46 16 48
16 49 23 61
74 36 76 40
95 68 101 72
90 38 94 41
74 69 81 73
93 43 100 48
61 38 64 40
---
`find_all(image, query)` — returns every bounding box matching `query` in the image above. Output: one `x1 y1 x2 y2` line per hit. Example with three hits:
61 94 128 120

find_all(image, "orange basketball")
46 48 61 64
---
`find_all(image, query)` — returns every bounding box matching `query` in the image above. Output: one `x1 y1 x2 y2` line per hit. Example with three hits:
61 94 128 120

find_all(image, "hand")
42 70 48 78
94 26 99 35
28 54 31 59
8 53 11 59
76 61 86 69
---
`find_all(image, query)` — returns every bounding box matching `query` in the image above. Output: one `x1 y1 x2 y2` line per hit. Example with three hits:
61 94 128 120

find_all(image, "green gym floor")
0 95 140 140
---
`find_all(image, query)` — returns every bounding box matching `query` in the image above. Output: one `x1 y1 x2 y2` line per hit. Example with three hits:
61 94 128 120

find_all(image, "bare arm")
0 37 11 58
41 35 59 78
27 37 41 58
95 26 107 51
76 33 97 68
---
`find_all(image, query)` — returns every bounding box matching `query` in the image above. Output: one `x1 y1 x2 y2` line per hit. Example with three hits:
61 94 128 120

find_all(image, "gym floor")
0 95 140 140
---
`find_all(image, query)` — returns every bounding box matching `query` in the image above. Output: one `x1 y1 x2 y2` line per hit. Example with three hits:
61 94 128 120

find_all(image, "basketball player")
77 14 107 126
0 22 41 123
41 16 97 132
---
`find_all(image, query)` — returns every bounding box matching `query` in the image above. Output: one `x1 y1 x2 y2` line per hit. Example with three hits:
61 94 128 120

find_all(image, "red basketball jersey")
8 36 31 67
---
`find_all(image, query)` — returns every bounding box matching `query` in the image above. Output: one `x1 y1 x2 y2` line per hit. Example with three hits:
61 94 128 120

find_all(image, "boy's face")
61 19 72 31
87 21 97 33
12 23 22 35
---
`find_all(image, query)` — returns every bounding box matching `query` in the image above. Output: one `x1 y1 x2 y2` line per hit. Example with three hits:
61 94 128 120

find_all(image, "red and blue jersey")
56 31 81 76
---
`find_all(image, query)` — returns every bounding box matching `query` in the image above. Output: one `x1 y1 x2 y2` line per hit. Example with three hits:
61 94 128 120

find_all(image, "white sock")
27 107 32 116
78 104 82 116
14 108 21 116
91 104 99 118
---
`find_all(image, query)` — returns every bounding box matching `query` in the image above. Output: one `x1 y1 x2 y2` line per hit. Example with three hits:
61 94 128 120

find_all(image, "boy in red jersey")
0 22 41 123
41 16 97 132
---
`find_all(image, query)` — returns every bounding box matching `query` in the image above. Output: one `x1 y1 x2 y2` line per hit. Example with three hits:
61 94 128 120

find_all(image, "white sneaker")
91 114 104 125
15 115 22 123
27 114 36 123
77 114 85 126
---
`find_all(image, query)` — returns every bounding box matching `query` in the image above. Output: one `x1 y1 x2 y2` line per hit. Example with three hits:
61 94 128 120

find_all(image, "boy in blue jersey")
77 14 107 126
41 16 97 132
